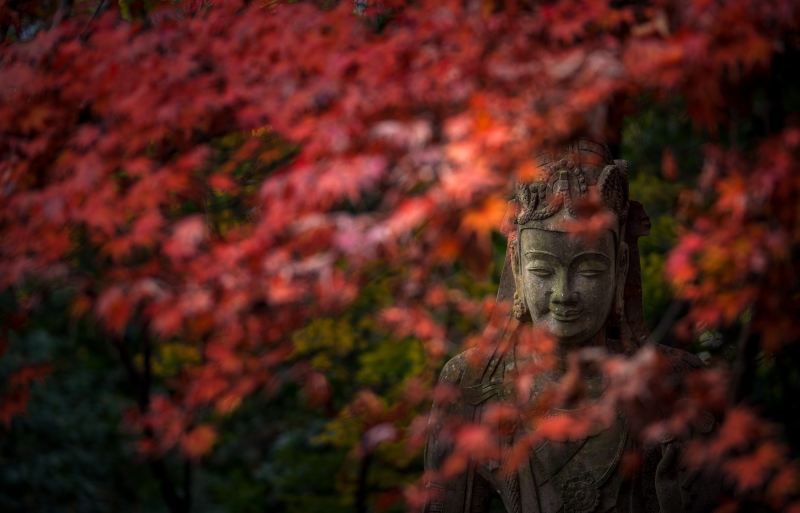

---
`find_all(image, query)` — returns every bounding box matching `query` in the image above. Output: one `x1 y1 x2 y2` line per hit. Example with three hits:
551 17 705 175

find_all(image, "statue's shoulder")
437 349 473 385
437 348 493 387
651 343 717 437
652 343 705 374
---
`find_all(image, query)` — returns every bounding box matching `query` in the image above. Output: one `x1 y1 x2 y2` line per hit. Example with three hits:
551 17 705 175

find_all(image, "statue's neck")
552 328 606 374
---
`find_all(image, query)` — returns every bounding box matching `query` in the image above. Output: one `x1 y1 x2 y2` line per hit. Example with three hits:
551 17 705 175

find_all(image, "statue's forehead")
519 228 615 259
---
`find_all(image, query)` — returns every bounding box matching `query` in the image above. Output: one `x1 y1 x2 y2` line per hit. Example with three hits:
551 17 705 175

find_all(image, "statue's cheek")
522 278 552 317
576 276 616 322
576 271 614 296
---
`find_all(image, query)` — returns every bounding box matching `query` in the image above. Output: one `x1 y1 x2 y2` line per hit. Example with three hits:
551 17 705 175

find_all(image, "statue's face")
518 229 617 346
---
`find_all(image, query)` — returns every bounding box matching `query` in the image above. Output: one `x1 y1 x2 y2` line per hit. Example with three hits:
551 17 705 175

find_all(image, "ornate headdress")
515 139 629 237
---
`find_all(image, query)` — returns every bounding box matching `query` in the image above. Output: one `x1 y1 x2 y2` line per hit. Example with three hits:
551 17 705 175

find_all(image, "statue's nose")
551 293 578 306
551 271 578 305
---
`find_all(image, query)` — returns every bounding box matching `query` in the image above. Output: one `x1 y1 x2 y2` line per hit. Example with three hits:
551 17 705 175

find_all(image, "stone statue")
423 140 717 513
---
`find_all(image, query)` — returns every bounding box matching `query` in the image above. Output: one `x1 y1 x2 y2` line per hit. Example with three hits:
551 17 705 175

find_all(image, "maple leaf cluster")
2 0 800 511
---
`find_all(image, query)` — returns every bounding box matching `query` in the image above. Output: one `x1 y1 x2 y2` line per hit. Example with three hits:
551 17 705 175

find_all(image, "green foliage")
623 100 704 329
290 274 428 510
356 337 425 387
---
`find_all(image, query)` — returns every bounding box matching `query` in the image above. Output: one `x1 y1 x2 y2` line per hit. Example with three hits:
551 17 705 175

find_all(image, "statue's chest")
467 359 628 512
528 417 627 513
474 400 627 513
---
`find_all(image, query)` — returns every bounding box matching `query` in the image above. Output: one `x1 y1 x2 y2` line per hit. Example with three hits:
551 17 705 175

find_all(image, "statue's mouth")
551 309 581 322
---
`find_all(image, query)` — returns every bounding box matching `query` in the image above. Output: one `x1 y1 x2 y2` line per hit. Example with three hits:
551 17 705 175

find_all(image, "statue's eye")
528 267 553 277
578 269 604 277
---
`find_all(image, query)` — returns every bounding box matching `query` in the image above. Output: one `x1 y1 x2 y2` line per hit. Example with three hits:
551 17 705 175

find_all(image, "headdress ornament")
514 139 629 236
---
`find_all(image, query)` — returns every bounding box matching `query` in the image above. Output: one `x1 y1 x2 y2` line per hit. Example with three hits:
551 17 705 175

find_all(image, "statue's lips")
550 309 582 322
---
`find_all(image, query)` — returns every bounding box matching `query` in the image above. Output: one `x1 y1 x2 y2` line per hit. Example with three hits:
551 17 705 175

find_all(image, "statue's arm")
652 345 721 513
425 353 466 469
653 439 721 513
424 353 466 513
424 352 494 513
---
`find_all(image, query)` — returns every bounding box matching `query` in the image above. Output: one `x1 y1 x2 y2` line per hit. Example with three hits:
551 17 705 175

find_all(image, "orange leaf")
180 424 217 459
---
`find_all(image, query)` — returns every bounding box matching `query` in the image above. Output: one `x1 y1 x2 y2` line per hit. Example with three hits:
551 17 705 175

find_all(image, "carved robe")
423 344 717 513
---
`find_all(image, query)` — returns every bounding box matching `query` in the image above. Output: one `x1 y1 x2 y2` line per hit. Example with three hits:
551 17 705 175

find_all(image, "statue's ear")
509 232 530 321
510 234 520 284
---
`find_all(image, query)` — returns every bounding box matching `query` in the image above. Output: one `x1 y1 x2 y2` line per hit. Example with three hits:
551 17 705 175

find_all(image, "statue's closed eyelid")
574 262 609 273
570 253 611 269
526 260 555 273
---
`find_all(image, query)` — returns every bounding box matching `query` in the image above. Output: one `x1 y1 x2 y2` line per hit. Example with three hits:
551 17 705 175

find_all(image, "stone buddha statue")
423 140 717 513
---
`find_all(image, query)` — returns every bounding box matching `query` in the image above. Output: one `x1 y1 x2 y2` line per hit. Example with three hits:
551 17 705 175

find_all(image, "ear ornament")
512 290 529 321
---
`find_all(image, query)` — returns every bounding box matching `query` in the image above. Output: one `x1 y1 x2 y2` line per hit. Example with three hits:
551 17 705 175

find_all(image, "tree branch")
354 448 373 513
112 330 190 513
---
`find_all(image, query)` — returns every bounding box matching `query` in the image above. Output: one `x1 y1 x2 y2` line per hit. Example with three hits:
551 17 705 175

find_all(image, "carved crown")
515 139 629 230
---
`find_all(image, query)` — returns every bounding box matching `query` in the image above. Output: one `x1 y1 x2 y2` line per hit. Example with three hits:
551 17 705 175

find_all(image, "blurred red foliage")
2 0 800 510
